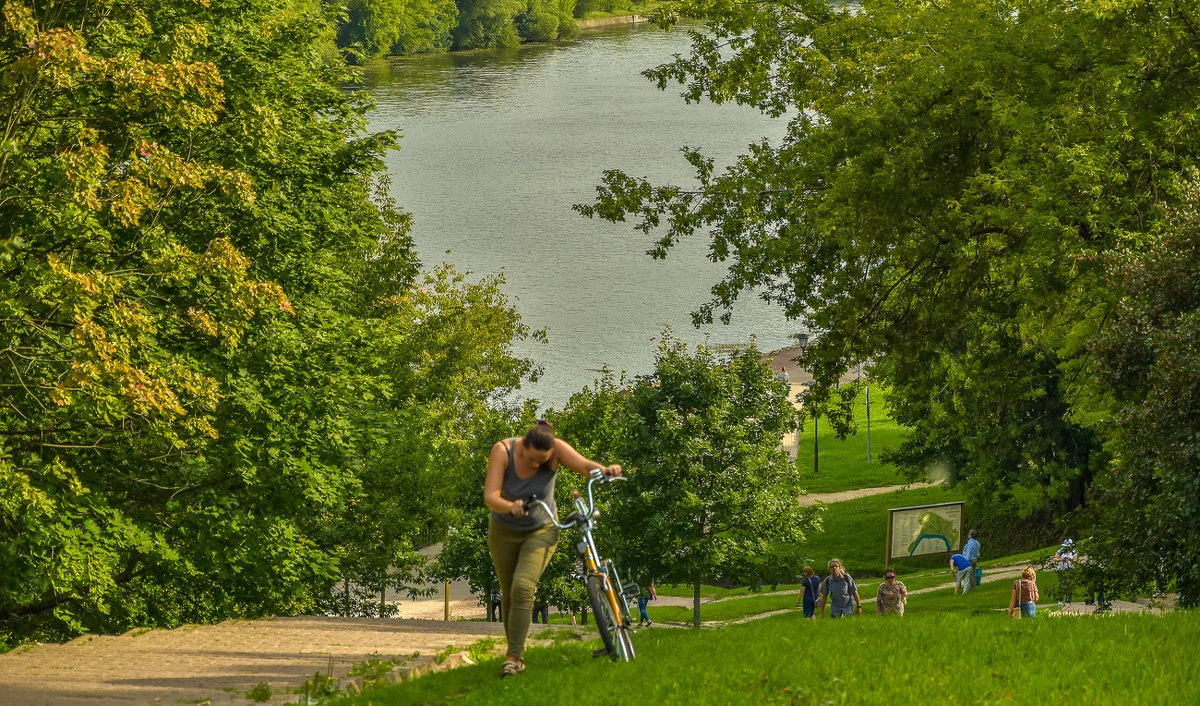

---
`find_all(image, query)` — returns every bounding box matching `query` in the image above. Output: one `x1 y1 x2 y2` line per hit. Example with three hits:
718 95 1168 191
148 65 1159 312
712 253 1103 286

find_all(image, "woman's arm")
553 437 622 478
484 440 525 517
1009 583 1018 614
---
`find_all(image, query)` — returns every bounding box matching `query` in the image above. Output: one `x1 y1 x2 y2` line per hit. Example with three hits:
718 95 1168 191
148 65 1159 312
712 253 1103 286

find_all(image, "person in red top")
1009 566 1040 618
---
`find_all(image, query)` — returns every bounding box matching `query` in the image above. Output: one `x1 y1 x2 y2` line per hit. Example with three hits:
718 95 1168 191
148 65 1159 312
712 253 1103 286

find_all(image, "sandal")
500 660 525 678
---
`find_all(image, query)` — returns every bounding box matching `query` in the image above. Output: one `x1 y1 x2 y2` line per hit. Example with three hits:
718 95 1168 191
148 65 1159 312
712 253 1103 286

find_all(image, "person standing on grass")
949 552 973 594
1009 566 1040 618
1052 538 1078 607
817 558 862 618
485 421 622 678
963 529 981 591
489 589 503 622
794 565 822 619
876 568 908 616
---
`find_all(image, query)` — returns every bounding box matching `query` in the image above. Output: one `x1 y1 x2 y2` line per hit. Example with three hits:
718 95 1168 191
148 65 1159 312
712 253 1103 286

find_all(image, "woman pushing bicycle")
485 421 622 678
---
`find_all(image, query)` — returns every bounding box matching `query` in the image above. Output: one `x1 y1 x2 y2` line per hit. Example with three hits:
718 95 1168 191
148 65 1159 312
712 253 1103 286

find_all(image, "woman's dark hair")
523 422 556 472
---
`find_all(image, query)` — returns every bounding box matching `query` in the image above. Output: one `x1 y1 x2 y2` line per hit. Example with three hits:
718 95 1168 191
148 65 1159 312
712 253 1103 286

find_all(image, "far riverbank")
577 14 648 30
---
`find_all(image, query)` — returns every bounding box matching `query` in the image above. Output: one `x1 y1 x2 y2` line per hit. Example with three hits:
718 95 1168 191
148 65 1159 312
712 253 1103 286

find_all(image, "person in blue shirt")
950 552 973 595
794 565 822 619
963 529 981 592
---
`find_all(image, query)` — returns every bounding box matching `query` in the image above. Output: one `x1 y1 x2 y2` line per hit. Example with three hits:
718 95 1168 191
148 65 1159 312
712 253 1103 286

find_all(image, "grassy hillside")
797 386 913 494
329 608 1200 705
791 483 961 577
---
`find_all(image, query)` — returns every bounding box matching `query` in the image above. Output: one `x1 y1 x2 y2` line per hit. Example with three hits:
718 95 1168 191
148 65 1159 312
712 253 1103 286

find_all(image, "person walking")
489 589 503 623
876 568 908 616
485 421 622 678
1009 566 1040 618
817 558 862 618
794 565 822 619
637 579 656 627
963 529 981 591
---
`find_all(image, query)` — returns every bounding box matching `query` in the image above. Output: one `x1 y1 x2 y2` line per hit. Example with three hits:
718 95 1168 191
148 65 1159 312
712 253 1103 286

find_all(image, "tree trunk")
692 577 702 628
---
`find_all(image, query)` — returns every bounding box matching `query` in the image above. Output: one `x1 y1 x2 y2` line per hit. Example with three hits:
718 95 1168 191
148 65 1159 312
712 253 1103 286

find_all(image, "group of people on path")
794 558 909 617
476 422 1095 680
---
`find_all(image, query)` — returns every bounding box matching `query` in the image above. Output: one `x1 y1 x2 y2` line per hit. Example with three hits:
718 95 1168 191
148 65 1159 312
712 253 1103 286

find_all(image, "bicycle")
526 469 638 662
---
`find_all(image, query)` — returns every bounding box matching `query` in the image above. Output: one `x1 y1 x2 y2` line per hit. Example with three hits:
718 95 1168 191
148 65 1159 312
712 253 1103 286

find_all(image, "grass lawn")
797 389 912 494
789 483 961 577
329 608 1200 705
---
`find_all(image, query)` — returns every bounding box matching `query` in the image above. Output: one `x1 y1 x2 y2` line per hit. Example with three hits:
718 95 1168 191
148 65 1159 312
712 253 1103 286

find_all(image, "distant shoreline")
576 14 648 30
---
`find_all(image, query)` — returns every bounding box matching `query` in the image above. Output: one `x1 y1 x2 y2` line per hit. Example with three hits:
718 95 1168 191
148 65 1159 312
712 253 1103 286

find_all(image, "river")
361 22 797 409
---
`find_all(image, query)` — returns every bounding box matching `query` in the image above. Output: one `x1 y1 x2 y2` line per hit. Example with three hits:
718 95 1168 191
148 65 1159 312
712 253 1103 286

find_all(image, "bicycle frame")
527 469 637 662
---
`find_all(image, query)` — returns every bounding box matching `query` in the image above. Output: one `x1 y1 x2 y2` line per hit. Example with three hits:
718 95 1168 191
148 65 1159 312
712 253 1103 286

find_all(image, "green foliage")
451 0 525 48
788 484 957 577
0 0 539 643
347 656 399 690
798 383 909 493
573 0 631 19
1083 174 1200 607
515 0 579 42
555 337 817 625
578 0 1200 540
392 0 460 54
339 0 409 61
327 610 1200 705
335 0 458 60
246 682 273 703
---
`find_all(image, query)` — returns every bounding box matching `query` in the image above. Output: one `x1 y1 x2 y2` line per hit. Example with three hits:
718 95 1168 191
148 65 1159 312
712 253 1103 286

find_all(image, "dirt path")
799 482 939 506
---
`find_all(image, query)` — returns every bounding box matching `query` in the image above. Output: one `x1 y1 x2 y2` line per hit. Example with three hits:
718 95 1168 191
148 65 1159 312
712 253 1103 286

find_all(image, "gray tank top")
490 438 558 531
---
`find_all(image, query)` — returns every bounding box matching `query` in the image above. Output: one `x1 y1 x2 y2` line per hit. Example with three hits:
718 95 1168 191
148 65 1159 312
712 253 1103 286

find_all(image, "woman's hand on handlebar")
603 464 623 478
509 499 527 517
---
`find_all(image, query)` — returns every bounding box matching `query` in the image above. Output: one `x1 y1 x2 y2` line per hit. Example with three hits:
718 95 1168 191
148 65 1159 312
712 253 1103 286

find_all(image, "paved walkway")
0 617 506 706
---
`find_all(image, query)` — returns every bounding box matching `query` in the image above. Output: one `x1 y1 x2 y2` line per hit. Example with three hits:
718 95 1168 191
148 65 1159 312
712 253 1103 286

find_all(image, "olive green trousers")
487 516 559 661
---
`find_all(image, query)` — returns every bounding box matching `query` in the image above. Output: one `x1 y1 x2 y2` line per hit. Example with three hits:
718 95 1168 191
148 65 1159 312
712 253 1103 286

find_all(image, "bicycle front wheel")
587 575 635 661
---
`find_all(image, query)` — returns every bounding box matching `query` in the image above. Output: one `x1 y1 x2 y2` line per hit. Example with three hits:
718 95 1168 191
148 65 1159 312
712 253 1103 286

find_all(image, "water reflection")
362 24 798 408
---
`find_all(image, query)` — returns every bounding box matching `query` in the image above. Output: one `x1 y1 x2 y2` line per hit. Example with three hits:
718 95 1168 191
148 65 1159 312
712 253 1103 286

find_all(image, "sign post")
885 501 965 568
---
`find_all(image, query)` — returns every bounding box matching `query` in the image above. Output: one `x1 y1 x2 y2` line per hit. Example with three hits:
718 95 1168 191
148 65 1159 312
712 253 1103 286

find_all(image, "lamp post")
793 332 817 474
860 361 871 465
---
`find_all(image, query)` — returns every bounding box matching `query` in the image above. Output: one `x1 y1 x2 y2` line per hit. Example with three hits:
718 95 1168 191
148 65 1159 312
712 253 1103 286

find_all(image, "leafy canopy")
0 0 539 642
578 0 1200 531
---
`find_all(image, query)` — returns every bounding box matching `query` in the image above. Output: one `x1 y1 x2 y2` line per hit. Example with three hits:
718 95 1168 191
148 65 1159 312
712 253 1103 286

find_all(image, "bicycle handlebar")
524 468 624 529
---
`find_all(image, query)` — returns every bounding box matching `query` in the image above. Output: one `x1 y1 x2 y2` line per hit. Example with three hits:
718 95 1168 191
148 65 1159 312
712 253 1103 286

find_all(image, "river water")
361 22 797 409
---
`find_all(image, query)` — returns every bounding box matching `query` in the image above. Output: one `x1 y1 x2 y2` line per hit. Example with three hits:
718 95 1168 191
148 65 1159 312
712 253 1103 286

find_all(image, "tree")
559 338 815 627
577 0 1200 532
335 0 458 61
0 0 540 643
451 0 524 49
1082 175 1200 607
515 0 578 42
392 0 459 55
